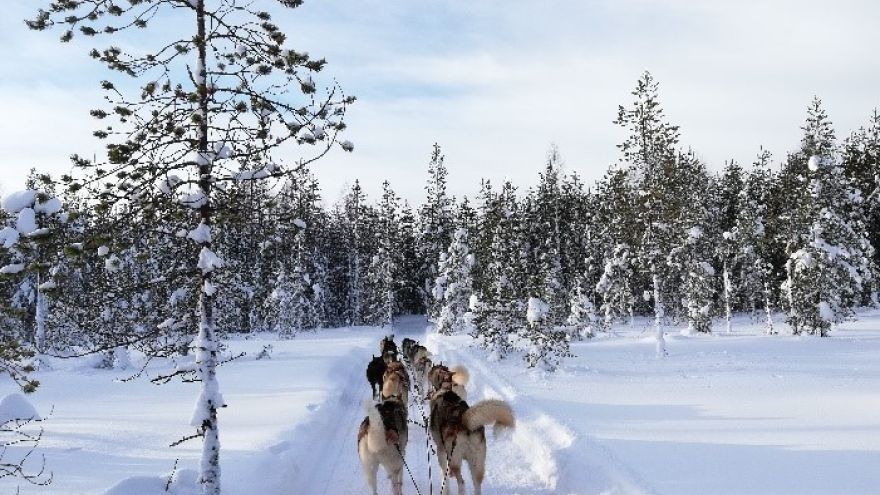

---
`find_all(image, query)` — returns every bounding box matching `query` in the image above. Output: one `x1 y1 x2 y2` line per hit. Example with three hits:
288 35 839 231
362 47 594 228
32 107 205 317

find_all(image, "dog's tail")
451 365 470 386
362 400 386 453
463 399 515 435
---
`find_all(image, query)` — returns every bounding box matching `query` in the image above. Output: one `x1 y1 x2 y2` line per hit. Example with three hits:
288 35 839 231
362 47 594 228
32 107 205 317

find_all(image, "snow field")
3 312 880 494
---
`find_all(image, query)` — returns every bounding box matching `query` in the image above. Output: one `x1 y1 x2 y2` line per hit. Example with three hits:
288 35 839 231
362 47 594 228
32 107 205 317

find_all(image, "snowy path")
260 316 649 495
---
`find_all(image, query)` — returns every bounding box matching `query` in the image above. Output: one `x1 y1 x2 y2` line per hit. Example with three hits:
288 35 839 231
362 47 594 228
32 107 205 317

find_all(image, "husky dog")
383 350 399 366
429 391 515 495
358 399 409 495
380 335 398 360
366 355 387 400
381 366 409 405
411 346 432 390
428 364 469 401
401 338 416 359
384 361 411 392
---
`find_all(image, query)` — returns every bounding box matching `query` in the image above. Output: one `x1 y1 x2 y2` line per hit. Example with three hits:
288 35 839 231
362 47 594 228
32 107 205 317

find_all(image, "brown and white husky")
428 364 470 401
429 390 515 495
358 398 409 495
382 362 410 405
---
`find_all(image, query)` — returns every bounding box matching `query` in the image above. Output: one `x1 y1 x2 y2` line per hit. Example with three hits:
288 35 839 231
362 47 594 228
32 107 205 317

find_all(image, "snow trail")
255 315 650 495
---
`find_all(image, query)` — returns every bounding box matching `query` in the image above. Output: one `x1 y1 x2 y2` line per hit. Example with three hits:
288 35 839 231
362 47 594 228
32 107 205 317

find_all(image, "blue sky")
2 0 880 204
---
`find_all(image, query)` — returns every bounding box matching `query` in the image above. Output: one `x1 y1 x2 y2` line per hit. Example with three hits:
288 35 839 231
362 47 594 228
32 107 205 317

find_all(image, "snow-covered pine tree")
364 181 401 327
471 181 522 359
734 149 778 333
595 244 634 331
842 109 880 273
775 98 836 332
339 181 371 326
418 144 454 319
396 202 424 315
788 155 875 336
28 2 353 492
526 147 569 325
435 227 475 335
716 229 737 333
523 296 572 371
266 233 312 337
668 225 716 334
0 178 68 363
566 282 600 340
614 72 703 355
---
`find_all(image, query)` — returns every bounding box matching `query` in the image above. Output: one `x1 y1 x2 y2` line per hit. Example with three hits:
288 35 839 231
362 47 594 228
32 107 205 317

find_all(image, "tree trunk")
194 2 222 494
763 280 775 335
723 262 732 334
785 259 798 335
652 265 666 358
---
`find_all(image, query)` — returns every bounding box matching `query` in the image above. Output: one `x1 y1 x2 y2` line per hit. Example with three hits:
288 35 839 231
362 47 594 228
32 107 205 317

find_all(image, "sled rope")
403 349 436 494
438 436 458 495
396 443 424 495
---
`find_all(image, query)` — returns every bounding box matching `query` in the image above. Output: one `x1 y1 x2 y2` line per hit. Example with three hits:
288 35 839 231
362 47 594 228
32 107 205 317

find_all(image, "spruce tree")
364 181 401 327
788 155 875 335
435 227 475 335
668 225 716 334
566 282 600 340
471 181 521 359
614 72 701 355
523 296 571 371
418 144 454 318
595 244 634 331
734 149 778 333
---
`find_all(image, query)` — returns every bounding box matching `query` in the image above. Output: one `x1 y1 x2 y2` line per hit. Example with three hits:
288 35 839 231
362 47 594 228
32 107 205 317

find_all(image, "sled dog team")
358 335 516 495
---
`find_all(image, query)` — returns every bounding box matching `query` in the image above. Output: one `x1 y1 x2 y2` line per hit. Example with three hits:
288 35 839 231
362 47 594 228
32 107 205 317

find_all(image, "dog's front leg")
436 444 451 495
391 466 403 495
362 460 378 495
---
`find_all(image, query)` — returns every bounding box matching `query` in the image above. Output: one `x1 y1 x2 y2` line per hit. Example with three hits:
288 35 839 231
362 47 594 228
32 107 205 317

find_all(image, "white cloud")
3 0 880 204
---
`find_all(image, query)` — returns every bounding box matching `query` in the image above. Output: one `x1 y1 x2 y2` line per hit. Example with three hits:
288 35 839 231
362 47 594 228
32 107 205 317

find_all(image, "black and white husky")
358 398 408 495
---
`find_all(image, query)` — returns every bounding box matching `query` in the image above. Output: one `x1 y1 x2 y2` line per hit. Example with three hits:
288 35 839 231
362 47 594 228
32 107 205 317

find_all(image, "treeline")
2 72 879 372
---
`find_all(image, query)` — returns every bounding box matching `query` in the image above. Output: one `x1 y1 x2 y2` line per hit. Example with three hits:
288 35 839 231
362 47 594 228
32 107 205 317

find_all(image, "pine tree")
364 182 401 327
28 2 353 491
0 179 69 363
418 144 454 318
523 296 571 371
668 225 716 334
566 282 599 340
435 227 475 335
340 181 370 325
595 244 634 331
614 72 703 355
788 155 875 335
266 233 312 337
471 181 521 359
734 149 777 333
842 109 880 270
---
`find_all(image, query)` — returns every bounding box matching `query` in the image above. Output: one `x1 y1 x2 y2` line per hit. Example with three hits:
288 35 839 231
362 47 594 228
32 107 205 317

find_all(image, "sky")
2 0 880 205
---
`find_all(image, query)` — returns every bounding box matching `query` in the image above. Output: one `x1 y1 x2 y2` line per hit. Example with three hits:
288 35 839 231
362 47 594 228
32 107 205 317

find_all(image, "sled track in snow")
271 321 652 495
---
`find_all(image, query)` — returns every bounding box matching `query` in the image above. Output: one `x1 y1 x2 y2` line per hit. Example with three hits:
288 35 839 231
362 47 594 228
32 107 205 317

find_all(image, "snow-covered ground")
2 312 880 494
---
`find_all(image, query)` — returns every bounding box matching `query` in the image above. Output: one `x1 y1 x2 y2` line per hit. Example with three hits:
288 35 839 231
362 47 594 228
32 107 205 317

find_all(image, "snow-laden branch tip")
1 190 37 214
187 223 212 244
197 248 224 274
